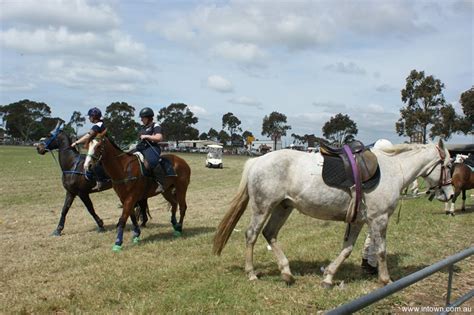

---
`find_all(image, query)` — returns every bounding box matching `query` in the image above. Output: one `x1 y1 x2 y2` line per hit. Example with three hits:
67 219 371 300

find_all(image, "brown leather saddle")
320 140 380 190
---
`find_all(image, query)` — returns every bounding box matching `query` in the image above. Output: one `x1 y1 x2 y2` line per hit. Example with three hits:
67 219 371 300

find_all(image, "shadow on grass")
140 226 214 243
223 252 442 284
431 205 474 216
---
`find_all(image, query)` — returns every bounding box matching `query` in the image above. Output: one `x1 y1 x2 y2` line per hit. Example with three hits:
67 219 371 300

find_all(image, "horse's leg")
113 199 134 252
322 222 364 288
461 189 466 211
78 193 105 232
162 189 179 234
262 204 294 285
129 202 142 244
136 199 148 227
245 200 272 281
369 214 392 285
52 191 76 236
448 188 461 215
175 185 188 234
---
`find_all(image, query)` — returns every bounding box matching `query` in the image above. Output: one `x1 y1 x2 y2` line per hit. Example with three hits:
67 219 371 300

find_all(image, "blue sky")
0 0 472 145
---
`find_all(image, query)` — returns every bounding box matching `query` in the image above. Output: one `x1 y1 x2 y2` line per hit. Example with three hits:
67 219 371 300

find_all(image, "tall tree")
157 103 199 145
396 70 451 144
322 113 358 146
66 111 86 137
103 102 139 147
0 99 55 142
459 87 474 134
199 132 208 140
222 112 242 137
261 111 291 150
218 130 230 145
291 133 306 145
207 128 219 141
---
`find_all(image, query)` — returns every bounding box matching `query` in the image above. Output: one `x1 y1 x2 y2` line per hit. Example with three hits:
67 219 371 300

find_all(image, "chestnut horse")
37 123 112 235
445 155 474 215
84 130 191 251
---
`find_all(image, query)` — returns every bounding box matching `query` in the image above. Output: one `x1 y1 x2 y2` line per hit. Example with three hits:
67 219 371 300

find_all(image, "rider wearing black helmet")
137 107 164 193
71 107 108 191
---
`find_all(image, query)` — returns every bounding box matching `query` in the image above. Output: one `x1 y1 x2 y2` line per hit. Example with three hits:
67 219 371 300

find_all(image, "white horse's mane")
376 143 428 156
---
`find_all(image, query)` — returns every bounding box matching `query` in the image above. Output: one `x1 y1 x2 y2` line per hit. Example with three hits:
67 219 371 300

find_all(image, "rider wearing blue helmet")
71 107 105 147
71 107 108 191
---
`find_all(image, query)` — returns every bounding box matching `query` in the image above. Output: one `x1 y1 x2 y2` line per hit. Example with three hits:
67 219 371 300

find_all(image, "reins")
90 136 145 185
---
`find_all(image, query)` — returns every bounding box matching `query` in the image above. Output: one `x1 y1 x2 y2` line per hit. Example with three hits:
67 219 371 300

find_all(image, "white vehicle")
206 144 223 168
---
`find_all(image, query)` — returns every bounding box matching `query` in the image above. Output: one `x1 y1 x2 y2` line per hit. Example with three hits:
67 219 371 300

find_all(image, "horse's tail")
213 158 255 256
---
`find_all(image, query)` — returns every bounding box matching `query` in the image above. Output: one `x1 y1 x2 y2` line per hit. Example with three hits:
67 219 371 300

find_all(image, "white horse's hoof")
321 281 333 289
248 272 258 281
281 273 295 286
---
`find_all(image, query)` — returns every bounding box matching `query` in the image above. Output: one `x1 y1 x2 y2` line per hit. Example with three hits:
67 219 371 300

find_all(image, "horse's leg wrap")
115 219 125 246
322 222 363 287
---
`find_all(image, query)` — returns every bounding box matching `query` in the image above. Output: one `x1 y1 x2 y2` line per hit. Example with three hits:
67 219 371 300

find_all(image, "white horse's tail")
213 158 255 255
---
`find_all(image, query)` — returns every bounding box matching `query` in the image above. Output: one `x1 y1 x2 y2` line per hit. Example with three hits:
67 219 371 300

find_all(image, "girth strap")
342 144 361 222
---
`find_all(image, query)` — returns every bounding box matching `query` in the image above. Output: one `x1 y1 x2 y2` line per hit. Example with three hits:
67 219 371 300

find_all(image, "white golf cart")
206 144 223 168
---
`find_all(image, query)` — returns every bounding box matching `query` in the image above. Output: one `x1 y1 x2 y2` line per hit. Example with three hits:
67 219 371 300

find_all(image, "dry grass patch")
0 146 472 313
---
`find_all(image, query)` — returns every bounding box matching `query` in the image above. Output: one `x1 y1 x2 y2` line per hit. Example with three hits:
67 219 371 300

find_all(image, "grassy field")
0 145 472 314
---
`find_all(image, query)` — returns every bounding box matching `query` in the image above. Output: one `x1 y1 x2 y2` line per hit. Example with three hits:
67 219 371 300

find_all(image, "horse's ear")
438 138 444 150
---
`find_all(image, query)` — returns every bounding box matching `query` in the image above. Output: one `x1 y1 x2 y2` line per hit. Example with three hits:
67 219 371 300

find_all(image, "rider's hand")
71 142 77 147
140 135 148 140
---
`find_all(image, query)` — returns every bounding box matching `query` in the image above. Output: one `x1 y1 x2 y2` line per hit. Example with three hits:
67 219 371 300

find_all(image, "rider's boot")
152 166 165 194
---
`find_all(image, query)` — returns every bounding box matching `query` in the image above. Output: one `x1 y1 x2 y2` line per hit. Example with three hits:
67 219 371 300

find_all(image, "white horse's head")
423 139 454 202
454 154 468 164
84 131 106 172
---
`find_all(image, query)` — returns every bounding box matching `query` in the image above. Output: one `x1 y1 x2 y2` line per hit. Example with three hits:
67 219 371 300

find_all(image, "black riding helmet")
139 107 154 118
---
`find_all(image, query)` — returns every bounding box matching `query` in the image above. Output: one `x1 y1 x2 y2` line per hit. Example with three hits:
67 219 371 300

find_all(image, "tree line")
0 69 472 147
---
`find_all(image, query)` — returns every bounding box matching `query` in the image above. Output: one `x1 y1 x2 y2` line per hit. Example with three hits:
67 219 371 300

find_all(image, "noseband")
41 128 61 150
424 146 452 200
87 136 106 163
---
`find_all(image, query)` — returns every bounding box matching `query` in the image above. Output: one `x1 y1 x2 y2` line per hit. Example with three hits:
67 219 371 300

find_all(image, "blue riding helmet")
87 107 102 118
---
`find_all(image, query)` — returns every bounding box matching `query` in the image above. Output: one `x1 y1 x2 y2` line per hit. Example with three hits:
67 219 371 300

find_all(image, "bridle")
87 135 106 164
423 145 452 201
41 127 61 151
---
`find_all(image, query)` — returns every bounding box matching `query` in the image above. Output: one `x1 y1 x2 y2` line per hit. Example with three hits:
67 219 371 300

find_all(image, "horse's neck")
396 147 436 188
101 140 132 179
58 135 80 171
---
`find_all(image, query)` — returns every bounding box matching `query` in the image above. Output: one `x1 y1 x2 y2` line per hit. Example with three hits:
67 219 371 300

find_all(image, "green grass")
0 145 472 313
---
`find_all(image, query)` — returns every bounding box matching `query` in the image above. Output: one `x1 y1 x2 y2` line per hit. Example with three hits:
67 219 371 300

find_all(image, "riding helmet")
87 107 102 118
139 107 154 118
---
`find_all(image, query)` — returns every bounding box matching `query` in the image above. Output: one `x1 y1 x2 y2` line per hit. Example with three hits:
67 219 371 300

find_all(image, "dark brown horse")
83 130 191 251
36 123 112 235
445 160 474 215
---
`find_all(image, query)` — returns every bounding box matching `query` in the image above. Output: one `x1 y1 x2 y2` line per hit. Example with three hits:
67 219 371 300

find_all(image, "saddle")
320 140 381 222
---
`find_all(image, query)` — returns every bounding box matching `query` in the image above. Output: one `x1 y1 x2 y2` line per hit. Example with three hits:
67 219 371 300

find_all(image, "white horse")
213 139 453 286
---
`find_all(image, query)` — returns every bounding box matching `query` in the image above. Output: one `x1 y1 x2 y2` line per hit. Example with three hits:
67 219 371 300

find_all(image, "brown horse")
445 161 474 215
83 130 191 251
36 123 112 235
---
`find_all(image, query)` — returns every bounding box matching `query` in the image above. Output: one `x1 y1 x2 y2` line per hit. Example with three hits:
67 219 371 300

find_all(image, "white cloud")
188 105 208 115
324 62 366 75
206 75 233 93
149 0 434 66
0 77 36 92
211 41 266 66
375 84 397 93
0 0 119 32
228 96 262 109
45 59 149 92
